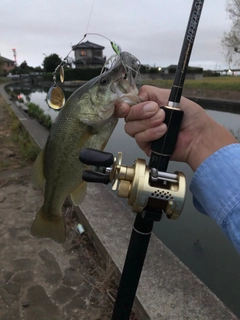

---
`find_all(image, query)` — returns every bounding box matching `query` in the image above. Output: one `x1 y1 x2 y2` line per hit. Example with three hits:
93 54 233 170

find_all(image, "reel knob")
79 148 114 184
79 148 114 167
82 170 110 184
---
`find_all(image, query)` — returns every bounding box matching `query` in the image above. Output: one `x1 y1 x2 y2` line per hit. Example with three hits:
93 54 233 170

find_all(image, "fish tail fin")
31 208 66 243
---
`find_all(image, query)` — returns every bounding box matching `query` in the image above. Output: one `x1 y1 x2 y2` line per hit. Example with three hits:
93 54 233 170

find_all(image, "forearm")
187 115 238 171
190 143 240 253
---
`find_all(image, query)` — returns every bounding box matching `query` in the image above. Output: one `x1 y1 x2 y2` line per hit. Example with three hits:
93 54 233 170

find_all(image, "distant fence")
139 73 203 81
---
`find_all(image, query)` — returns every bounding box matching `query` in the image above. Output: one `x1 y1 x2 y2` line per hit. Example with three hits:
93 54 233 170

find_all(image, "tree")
33 66 43 72
14 60 34 74
0 57 4 75
19 60 28 70
43 54 62 73
222 0 240 66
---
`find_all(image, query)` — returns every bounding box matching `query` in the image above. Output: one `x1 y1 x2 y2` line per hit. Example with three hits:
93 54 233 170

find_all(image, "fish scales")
31 53 140 243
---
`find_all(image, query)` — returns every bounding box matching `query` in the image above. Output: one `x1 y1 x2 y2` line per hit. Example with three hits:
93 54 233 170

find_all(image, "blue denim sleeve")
190 143 240 253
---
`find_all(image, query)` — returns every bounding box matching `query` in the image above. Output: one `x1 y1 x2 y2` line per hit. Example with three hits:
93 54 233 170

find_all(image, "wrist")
188 117 238 171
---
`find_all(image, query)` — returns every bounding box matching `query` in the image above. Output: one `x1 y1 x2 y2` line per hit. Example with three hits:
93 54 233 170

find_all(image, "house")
163 65 203 80
0 56 15 75
72 41 106 68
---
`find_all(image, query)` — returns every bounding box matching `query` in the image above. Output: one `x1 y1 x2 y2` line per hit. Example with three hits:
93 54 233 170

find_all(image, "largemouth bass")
31 53 140 243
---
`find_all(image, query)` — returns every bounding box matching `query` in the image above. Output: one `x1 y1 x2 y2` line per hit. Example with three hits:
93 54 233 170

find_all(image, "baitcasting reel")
79 148 186 220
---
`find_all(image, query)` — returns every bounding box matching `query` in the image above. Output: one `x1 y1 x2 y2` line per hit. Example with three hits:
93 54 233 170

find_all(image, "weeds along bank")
0 95 40 168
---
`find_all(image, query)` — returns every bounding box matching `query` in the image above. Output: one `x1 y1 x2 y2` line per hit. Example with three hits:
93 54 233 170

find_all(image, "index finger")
114 101 130 118
125 101 160 122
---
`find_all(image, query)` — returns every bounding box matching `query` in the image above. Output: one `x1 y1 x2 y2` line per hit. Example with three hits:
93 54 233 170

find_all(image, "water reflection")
206 109 240 140
7 84 240 317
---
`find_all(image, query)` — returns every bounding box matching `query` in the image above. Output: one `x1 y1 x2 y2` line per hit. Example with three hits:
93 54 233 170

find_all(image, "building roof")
0 56 15 63
165 64 202 70
72 41 105 50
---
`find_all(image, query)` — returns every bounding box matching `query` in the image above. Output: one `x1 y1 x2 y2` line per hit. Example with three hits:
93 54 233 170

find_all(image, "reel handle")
82 170 110 184
79 148 114 167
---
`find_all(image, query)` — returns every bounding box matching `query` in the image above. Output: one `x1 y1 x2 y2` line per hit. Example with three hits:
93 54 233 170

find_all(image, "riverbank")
182 87 240 101
64 81 240 101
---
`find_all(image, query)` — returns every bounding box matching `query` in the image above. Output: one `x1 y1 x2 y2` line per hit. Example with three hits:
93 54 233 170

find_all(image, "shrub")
42 68 102 82
27 102 52 130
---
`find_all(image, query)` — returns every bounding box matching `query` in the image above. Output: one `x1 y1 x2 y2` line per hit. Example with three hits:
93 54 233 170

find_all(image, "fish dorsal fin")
31 150 45 189
70 182 87 206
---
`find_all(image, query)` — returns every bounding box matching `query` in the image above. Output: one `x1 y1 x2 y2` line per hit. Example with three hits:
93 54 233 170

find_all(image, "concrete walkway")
0 85 115 320
1 83 239 320
0 167 114 320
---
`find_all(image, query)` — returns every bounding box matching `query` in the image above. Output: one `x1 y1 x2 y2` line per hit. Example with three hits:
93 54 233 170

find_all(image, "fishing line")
85 33 122 55
86 32 111 42
51 0 95 80
85 0 95 34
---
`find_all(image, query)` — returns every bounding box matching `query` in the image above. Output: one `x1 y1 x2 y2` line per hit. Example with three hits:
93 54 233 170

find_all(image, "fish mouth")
84 75 139 126
112 73 140 106
82 52 141 125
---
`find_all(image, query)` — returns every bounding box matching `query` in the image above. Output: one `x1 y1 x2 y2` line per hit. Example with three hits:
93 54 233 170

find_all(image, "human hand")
115 85 237 171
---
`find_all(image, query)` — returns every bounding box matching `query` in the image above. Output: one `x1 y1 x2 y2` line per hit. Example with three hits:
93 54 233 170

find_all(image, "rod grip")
149 106 183 171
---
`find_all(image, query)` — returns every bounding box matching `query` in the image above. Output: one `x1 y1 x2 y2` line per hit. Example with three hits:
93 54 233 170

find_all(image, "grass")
140 76 240 91
27 102 52 130
0 160 10 171
7 106 40 163
0 77 10 84
0 94 40 169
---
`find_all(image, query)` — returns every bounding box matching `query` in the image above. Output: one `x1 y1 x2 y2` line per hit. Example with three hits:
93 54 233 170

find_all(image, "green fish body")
31 56 140 243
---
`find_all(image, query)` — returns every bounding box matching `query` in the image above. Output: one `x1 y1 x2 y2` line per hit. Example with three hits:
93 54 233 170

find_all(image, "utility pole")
12 48 17 66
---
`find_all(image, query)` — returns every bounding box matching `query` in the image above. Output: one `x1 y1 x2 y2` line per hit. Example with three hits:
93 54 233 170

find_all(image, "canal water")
9 84 240 317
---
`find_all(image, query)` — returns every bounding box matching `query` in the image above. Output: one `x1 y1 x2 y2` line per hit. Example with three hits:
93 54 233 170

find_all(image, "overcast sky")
0 0 232 70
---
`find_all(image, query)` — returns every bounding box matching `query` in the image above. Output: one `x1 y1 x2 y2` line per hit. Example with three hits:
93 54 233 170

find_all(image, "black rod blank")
169 0 204 105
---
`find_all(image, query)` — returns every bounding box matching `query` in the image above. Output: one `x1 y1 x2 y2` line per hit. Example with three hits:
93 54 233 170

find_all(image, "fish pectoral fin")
31 208 66 243
31 150 45 189
70 182 87 206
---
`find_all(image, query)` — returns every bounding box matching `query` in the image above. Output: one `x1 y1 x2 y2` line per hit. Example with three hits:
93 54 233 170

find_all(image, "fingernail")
143 102 157 113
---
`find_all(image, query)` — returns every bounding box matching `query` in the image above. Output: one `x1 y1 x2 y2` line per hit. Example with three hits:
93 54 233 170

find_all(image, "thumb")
138 85 170 106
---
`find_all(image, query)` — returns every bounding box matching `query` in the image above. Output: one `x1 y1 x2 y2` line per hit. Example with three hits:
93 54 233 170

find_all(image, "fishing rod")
80 0 204 318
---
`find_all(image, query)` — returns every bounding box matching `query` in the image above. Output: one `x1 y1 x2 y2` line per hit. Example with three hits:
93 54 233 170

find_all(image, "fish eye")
100 77 109 86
